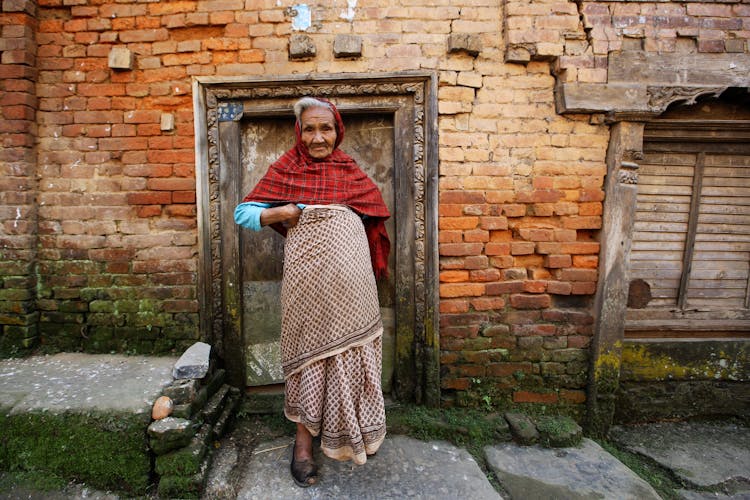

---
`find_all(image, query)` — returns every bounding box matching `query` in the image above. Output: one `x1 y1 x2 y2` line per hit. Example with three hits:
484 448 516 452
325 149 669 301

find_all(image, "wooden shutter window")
626 110 750 339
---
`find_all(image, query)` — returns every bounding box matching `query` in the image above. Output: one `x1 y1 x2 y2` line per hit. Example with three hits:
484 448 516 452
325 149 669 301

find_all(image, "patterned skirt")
281 205 386 465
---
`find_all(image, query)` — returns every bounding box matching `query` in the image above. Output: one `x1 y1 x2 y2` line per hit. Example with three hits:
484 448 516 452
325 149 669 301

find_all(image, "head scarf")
242 98 391 278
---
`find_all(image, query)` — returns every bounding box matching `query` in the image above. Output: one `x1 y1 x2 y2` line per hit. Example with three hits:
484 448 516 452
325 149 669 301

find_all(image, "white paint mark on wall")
291 4 311 31
340 0 357 22
14 207 21 229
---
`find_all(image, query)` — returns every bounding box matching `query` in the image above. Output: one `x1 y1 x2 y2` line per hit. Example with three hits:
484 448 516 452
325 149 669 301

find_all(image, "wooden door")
238 113 397 391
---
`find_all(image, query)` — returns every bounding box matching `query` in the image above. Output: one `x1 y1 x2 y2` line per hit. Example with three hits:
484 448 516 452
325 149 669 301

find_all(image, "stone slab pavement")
226 435 501 500
610 421 750 499
485 438 660 500
1 354 749 499
0 353 176 415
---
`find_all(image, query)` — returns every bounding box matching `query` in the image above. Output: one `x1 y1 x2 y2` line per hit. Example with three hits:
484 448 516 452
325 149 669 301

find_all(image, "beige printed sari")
281 205 386 465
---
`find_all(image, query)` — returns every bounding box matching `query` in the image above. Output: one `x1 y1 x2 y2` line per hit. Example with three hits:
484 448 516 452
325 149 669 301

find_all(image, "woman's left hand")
259 203 302 229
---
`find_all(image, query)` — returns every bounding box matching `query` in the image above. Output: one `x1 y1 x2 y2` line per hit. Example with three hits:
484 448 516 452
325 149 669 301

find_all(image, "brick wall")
1 0 747 409
0 0 39 355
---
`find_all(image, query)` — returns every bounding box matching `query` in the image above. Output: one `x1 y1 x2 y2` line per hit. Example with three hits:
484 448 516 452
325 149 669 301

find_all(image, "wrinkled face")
300 106 337 159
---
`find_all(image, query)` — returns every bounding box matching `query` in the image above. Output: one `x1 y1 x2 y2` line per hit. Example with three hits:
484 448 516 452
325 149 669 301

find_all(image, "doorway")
193 74 439 404
238 111 397 392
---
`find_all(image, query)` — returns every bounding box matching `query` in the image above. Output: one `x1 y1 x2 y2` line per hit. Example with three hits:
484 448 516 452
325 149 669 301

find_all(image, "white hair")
293 97 334 122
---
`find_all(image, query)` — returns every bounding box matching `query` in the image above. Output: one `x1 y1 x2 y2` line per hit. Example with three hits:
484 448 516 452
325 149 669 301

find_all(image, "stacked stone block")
148 342 240 498
0 0 39 355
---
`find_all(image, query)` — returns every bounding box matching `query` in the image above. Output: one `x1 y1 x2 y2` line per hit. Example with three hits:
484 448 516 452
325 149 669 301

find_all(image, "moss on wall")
621 341 748 382
615 340 750 423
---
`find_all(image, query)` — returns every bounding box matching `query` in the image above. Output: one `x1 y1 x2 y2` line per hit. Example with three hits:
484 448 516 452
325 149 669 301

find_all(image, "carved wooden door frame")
193 72 440 405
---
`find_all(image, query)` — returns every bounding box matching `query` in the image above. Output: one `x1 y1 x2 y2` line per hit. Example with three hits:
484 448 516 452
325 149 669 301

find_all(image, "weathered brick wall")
0 0 39 355
1 0 747 409
505 0 748 72
33 0 200 352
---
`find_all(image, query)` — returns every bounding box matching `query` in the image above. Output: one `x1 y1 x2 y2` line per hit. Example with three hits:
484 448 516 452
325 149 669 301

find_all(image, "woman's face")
300 106 337 159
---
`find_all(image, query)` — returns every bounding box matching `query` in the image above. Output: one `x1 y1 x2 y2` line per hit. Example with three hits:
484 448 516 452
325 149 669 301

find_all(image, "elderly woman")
234 97 390 487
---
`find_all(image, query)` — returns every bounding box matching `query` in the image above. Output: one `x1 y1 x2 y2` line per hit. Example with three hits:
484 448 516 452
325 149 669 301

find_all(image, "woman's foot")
291 424 318 487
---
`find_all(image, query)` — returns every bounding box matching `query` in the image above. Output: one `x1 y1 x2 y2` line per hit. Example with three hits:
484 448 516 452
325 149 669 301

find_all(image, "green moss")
621 343 746 381
157 472 204 499
596 439 683 500
536 415 582 448
386 404 510 460
0 410 152 494
0 470 68 492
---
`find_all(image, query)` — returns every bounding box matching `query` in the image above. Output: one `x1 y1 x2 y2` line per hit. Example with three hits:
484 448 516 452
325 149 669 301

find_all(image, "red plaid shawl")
242 99 391 278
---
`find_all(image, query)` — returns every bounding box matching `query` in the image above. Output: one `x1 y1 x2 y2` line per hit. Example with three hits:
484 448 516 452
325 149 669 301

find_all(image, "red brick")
523 280 547 293
571 282 596 295
519 228 554 241
489 255 514 268
490 230 512 242
469 268 501 282
127 192 171 205
545 254 571 268
89 248 135 262
441 190 486 204
502 204 526 217
123 165 172 177
547 281 573 295
560 242 599 254
513 323 557 336
441 325 481 339
530 268 551 280
578 202 601 216
164 205 196 217
439 230 463 243
440 282 485 298
464 229 490 243
486 281 524 295
105 262 130 274
470 296 505 311
516 190 564 203
172 191 196 204
440 270 470 283
510 293 551 309
442 377 470 390
439 216 478 230
562 216 601 230
536 242 562 255
573 255 598 268
147 178 195 191
511 242 535 255
559 390 586 404
453 364 486 377
440 299 470 314
513 391 558 404
439 242 484 256
484 242 509 256
558 268 597 282
439 204 464 217
479 216 508 230
464 255 489 269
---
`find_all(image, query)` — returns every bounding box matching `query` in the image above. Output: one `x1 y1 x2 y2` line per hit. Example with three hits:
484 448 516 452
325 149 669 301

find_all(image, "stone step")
0 353 176 494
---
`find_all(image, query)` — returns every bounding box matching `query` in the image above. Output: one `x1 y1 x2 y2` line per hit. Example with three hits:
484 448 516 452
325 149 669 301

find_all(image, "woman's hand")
260 203 302 229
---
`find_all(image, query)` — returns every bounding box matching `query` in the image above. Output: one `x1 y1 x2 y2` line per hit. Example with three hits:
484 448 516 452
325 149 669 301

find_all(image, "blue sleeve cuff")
234 202 307 231
234 202 270 231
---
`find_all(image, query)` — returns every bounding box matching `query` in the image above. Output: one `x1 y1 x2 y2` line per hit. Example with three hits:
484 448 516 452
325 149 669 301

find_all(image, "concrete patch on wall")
290 4 311 31
340 0 357 22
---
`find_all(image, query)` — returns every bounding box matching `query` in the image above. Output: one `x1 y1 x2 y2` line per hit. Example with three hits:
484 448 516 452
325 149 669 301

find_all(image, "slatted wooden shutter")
626 96 750 338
